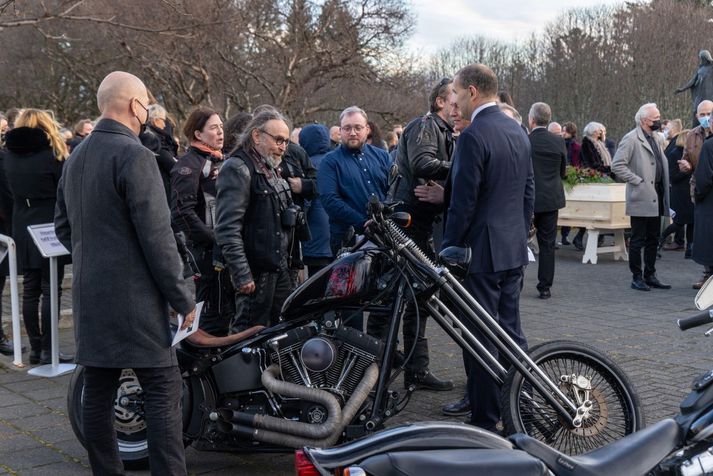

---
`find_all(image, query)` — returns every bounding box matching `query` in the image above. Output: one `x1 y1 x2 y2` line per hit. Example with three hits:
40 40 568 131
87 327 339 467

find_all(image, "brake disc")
113 369 147 434
569 387 609 437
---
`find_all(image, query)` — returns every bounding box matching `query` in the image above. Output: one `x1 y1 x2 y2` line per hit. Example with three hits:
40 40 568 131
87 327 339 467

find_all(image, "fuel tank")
281 248 383 320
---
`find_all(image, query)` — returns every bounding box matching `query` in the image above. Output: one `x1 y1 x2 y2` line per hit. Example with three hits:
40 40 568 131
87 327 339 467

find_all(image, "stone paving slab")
0 243 709 474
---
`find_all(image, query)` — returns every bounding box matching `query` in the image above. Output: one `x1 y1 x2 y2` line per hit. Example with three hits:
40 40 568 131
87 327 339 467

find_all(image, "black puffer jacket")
581 136 610 173
214 148 294 287
280 142 317 208
280 142 317 268
4 127 64 271
140 124 178 202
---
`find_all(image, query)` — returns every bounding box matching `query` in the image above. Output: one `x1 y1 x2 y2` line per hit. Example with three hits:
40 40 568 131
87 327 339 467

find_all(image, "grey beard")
264 154 279 169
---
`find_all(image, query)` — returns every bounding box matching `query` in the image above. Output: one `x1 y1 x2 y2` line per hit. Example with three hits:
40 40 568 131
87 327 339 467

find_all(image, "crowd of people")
0 65 712 474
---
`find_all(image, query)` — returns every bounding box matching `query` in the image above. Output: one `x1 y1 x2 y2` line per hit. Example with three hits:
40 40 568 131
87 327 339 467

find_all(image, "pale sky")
407 0 631 53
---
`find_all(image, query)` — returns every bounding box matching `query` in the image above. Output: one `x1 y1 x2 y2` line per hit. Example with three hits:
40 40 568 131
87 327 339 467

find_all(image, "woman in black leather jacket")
170 106 234 336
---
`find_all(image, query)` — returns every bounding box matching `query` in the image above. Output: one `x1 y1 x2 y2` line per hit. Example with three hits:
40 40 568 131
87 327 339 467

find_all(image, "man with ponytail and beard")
215 110 298 332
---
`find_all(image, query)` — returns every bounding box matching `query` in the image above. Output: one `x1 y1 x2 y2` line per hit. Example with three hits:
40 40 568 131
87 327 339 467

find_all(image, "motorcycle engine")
268 324 384 401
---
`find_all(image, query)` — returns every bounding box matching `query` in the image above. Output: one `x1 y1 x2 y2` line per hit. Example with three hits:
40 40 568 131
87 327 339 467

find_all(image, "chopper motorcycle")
298 276 713 476
66 197 643 467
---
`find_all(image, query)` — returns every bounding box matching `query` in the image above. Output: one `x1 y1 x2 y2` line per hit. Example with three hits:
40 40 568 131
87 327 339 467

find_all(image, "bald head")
697 100 713 117
97 71 147 112
96 71 149 135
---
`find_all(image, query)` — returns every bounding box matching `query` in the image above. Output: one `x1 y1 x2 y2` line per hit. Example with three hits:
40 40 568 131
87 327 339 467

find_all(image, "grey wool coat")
55 119 194 368
611 126 670 217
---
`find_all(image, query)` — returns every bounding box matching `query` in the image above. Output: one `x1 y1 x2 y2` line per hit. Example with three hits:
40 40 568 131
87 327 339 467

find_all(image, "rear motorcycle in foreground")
67 197 643 468
296 277 713 476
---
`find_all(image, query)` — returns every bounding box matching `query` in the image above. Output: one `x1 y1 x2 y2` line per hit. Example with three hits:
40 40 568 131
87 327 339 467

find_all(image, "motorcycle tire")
67 366 193 469
500 340 644 456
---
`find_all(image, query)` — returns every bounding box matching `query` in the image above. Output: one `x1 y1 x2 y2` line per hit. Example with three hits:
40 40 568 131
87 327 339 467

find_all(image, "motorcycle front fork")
366 280 408 431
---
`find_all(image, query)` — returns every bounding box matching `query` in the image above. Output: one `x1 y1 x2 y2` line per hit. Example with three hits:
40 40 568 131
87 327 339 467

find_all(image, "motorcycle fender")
305 422 513 470
184 375 212 440
210 349 263 394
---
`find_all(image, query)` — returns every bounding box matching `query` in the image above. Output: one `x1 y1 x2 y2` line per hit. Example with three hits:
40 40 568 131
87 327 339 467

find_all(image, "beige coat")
611 126 670 217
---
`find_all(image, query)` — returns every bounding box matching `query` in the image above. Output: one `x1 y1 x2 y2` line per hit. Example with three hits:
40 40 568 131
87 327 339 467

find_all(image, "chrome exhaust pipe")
218 363 379 448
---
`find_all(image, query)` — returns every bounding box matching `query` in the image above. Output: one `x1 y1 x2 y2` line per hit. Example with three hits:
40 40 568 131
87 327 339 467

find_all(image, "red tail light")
295 449 320 476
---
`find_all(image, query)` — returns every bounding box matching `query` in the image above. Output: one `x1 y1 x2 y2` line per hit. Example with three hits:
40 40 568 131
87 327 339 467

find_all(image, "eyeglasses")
341 125 366 133
260 130 289 146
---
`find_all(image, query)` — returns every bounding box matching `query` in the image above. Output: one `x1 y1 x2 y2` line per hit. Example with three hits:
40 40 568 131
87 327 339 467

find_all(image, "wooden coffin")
558 183 629 229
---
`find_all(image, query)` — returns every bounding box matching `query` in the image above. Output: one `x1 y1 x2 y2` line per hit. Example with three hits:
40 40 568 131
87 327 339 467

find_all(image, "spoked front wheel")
501 340 644 456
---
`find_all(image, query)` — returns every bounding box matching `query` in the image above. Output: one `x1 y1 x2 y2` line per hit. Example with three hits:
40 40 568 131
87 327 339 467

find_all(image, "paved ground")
0 241 709 475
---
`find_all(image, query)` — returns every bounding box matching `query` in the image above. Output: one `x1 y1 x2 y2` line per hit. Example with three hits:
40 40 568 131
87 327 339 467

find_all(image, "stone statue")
676 49 713 127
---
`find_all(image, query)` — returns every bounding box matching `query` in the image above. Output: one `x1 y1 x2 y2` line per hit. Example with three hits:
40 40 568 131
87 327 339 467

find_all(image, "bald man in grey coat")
55 71 195 475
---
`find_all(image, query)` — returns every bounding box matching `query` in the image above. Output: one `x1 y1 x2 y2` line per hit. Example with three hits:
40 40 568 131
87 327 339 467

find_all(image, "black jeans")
193 246 235 337
304 257 333 278
534 210 558 292
22 264 64 353
629 216 661 280
367 229 431 372
231 266 295 332
82 366 187 476
661 221 693 247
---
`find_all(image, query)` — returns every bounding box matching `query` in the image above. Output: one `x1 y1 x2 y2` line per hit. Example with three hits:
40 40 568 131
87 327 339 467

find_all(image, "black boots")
404 369 454 391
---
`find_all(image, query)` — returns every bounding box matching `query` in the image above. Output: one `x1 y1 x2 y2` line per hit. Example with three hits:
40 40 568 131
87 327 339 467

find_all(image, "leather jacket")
170 146 224 247
388 112 454 233
214 148 294 287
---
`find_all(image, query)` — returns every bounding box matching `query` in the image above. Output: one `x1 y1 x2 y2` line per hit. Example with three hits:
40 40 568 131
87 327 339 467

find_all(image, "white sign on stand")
27 223 69 258
27 223 75 378
0 235 23 367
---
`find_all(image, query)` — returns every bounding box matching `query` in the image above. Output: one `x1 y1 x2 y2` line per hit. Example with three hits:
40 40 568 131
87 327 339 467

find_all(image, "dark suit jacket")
529 128 567 213
55 118 194 368
443 105 534 273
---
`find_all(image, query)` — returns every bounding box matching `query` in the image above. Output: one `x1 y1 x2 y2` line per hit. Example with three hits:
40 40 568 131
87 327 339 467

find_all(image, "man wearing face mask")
54 71 196 476
612 103 671 292
214 110 297 331
679 100 713 288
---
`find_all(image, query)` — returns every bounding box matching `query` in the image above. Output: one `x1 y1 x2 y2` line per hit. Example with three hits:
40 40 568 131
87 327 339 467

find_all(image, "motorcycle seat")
306 422 514 469
510 418 682 476
180 326 265 352
359 448 549 476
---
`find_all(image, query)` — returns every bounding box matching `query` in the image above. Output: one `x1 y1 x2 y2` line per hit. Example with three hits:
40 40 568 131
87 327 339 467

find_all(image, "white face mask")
663 130 670 140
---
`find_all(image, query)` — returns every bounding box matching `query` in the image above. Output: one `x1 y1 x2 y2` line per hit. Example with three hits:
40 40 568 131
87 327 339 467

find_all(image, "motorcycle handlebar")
678 309 713 331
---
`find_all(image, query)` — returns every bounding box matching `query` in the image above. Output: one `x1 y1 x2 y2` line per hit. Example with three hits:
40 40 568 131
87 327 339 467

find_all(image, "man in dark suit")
528 102 567 299
444 63 534 432
55 71 196 475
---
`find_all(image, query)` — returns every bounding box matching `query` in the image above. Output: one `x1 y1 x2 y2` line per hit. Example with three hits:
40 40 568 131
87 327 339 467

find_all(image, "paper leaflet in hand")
172 301 203 346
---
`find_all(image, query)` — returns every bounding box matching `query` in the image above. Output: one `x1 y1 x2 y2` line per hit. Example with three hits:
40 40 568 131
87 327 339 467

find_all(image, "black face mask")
650 120 662 131
140 117 150 135
135 99 150 135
